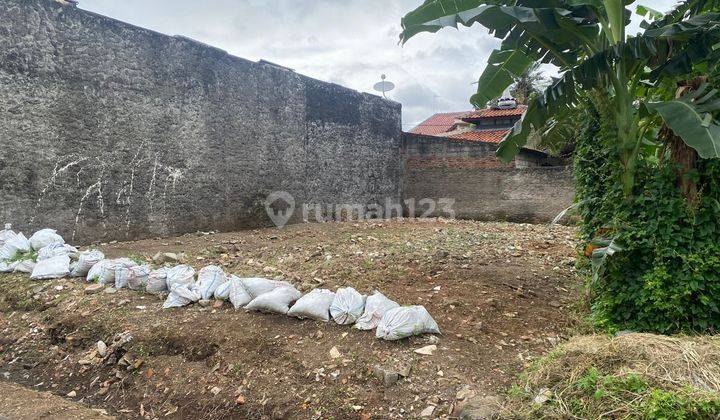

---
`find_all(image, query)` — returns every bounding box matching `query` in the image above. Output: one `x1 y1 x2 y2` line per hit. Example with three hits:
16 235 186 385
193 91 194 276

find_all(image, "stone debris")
419 405 436 417
373 365 400 387
533 388 552 405
458 395 502 419
96 341 107 357
414 345 438 356
329 346 342 359
84 284 104 295
152 252 183 265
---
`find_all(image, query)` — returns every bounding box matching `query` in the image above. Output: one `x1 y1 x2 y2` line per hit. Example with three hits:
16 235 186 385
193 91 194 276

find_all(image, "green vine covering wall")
575 103 720 333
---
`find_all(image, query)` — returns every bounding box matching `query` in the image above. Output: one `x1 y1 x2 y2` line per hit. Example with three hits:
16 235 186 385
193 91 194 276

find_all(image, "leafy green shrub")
575 104 720 333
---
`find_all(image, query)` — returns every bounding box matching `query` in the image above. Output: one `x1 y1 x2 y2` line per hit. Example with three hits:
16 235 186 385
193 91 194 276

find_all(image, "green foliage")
506 357 720 419
576 367 649 400
575 103 720 333
7 250 38 263
641 389 720 419
400 1 720 196
647 84 720 159
567 367 720 419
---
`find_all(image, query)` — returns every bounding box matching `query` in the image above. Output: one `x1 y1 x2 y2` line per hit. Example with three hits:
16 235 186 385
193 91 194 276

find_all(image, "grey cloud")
80 0 678 130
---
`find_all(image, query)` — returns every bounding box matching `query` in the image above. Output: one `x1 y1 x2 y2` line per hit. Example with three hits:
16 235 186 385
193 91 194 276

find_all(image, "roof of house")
462 105 528 120
409 111 469 136
410 106 527 136
448 129 510 144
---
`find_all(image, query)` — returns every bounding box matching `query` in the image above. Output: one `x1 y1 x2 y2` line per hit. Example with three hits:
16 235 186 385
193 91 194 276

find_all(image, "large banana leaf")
471 49 534 107
400 0 720 164
401 2 601 68
496 26 720 162
647 85 720 159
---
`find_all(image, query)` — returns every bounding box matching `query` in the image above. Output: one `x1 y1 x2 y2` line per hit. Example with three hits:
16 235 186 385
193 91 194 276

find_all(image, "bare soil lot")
0 219 579 419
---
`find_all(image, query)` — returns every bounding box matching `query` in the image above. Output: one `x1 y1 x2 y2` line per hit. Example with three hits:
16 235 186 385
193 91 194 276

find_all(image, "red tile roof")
448 129 510 144
462 105 527 119
409 111 469 136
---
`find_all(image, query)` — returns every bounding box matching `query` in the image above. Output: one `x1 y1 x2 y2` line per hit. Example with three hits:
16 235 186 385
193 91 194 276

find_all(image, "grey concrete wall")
404 166 575 223
401 134 575 223
0 0 402 243
403 132 566 169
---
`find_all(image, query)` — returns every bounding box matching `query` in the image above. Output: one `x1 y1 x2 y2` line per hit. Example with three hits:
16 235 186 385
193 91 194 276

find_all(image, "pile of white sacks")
0 225 440 341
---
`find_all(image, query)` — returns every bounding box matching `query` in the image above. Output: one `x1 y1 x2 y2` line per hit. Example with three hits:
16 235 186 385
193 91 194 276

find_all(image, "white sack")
330 287 366 325
0 261 19 273
288 289 336 322
229 276 253 309
86 258 135 284
355 291 400 331
163 283 202 309
37 243 78 261
14 260 36 273
146 268 169 295
165 265 196 290
98 258 136 285
70 250 105 277
241 277 293 298
245 286 302 314
0 224 16 248
30 255 70 280
0 233 31 261
197 265 226 300
86 260 109 283
116 265 151 290
214 281 232 300
375 306 440 341
29 229 64 251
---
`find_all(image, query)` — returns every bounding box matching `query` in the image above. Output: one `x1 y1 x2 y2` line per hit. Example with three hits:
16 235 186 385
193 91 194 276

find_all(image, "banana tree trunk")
662 78 706 204
666 128 698 203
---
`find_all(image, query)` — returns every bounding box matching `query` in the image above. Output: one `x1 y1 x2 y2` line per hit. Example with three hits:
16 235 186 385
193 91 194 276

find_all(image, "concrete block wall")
401 133 575 223
0 0 402 243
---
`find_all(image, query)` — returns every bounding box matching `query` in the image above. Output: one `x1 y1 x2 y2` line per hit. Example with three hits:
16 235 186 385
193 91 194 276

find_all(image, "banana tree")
400 0 720 197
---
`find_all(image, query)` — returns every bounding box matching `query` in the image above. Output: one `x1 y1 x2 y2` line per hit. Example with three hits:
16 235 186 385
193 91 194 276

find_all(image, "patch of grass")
228 362 243 377
640 388 720 419
503 334 720 419
125 253 150 266
0 274 44 311
7 250 38 263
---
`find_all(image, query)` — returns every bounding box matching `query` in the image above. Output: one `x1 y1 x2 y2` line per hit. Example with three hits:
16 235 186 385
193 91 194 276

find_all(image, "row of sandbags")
0 225 440 341
80 258 441 341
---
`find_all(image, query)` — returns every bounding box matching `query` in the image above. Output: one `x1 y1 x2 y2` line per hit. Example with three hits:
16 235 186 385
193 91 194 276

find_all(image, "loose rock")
414 345 437 356
329 346 342 359
419 405 435 417
459 395 502 419
84 284 104 295
372 365 400 387
97 341 107 357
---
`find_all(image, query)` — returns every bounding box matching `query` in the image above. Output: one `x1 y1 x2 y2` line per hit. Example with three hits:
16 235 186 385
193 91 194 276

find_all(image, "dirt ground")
0 219 580 419
0 380 114 419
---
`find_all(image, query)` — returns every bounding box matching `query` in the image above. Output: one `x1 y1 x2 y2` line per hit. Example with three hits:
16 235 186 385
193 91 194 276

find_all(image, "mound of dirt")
0 381 114 419
504 333 720 418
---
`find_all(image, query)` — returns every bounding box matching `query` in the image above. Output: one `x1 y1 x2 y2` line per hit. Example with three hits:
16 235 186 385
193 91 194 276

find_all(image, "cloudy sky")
80 0 678 130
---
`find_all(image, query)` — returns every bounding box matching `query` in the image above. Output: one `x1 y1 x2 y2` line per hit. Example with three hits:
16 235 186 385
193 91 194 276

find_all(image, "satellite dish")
373 74 395 98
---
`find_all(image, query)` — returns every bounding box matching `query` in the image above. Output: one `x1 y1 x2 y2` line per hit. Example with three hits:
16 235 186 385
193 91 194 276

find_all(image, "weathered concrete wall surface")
404 166 575 223
0 0 402 243
402 134 575 223
403 132 567 169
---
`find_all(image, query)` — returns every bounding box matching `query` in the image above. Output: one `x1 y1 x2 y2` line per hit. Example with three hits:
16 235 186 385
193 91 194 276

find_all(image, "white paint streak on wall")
32 156 89 223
